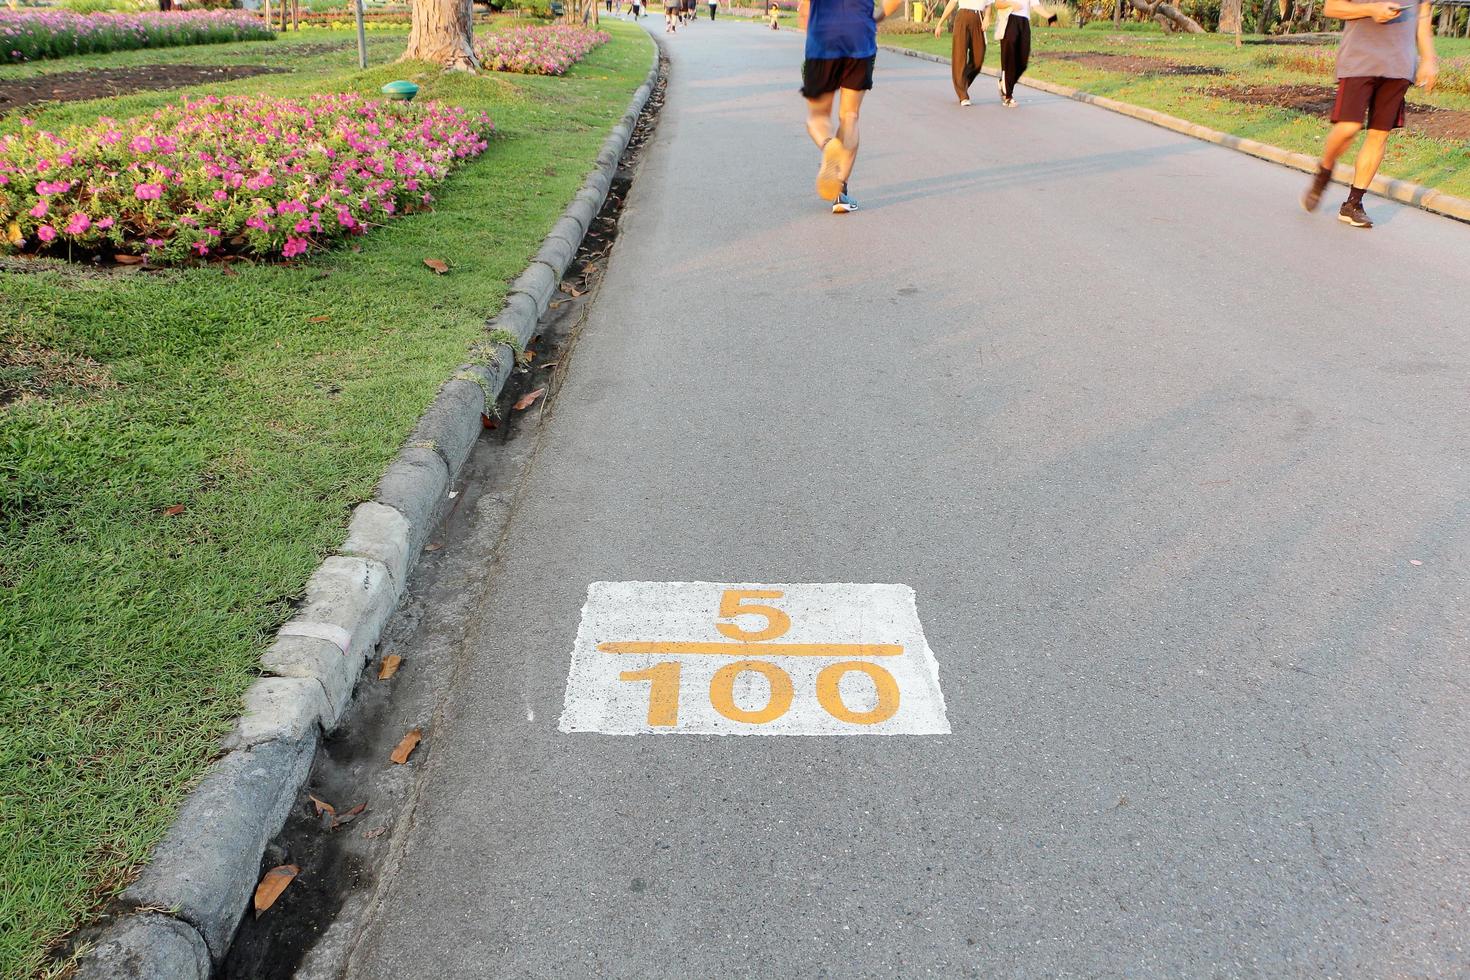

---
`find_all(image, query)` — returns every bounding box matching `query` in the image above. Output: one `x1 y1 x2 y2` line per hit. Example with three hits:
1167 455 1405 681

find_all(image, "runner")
1301 0 1438 228
709 0 718 19
993 0 1057 107
631 0 642 17
802 0 905 213
665 0 677 30
933 0 994 106
768 0 781 28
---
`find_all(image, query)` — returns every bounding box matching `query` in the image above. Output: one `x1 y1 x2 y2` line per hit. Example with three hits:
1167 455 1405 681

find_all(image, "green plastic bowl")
380 80 419 102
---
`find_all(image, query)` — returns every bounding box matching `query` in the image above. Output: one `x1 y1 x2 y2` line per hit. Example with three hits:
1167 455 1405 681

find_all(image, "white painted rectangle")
558 582 950 736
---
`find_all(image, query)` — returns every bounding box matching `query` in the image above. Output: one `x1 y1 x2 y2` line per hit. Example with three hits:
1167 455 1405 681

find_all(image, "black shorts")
800 56 875 99
1332 75 1411 131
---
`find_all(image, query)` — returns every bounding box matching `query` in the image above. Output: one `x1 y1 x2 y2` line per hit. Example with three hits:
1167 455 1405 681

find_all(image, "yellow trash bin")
912 0 926 18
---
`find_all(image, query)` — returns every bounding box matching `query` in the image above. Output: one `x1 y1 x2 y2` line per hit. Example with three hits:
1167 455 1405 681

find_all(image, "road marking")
558 582 950 736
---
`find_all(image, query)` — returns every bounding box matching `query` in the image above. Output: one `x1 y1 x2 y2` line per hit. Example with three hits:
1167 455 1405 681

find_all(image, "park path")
347 19 1470 978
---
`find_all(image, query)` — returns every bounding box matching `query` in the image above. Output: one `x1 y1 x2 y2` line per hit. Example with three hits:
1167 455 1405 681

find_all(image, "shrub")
0 9 272 62
0 93 494 264
58 0 152 14
473 24 608 75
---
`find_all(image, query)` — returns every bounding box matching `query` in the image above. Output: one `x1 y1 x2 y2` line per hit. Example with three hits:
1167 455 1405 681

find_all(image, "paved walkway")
350 20 1470 977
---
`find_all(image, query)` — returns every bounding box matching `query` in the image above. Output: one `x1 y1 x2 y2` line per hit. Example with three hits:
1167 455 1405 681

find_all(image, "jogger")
801 0 904 213
1301 0 1438 228
933 0 992 104
709 0 717 19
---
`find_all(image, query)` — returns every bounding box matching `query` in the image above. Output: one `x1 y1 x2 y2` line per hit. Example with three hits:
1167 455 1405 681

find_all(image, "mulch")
1034 51 1225 76
0 64 289 113
1213 83 1470 142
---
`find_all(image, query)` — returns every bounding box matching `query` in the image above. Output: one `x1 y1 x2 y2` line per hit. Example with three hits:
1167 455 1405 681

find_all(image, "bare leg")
835 87 865 182
806 91 836 149
1319 120 1362 171
1352 128 1389 188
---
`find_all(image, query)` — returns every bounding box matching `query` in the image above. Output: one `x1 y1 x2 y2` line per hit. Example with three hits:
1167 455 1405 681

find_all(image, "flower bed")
1 9 272 62
0 93 493 263
474 25 609 76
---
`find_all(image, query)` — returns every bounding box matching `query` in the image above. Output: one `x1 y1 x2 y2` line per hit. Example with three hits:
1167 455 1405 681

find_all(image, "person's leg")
805 90 836 149
1320 120 1363 171
965 9 985 92
835 86 866 182
1351 128 1389 187
1009 18 1030 97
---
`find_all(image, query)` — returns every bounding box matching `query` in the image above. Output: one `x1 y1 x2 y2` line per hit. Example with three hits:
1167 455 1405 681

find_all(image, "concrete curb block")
78 34 664 979
878 42 1470 225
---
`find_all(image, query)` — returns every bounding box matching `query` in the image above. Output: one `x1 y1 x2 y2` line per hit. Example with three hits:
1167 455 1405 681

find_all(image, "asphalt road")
348 19 1470 978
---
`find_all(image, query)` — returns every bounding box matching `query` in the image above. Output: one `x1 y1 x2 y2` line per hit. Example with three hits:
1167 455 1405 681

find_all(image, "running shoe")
1338 200 1373 228
1003 96 1017 107
960 98 972 106
832 191 859 214
1301 166 1332 212
816 137 845 201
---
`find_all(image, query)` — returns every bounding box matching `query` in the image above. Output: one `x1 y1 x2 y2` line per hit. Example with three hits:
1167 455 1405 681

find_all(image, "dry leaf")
253 864 299 916
539 361 559 370
113 254 145 265
378 654 403 680
221 265 239 278
308 795 336 818
163 504 186 517
363 826 387 840
423 258 450 275
390 728 422 764
481 413 497 430
1409 559 1423 566
308 315 331 323
513 387 545 411
560 283 585 298
332 802 367 830
424 541 443 552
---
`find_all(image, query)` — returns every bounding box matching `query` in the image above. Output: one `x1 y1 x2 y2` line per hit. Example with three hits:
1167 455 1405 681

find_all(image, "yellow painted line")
597 641 904 657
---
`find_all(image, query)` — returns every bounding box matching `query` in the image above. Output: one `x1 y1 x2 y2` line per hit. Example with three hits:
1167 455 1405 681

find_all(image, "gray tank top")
1337 0 1420 80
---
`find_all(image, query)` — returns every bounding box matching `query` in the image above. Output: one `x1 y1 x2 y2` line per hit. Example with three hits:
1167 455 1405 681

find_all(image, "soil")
1035 51 1226 75
0 64 289 113
1214 83 1470 142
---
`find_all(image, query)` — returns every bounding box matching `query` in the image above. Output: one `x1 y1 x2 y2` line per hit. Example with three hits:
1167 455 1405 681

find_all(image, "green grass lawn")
880 25 1470 197
0 23 650 977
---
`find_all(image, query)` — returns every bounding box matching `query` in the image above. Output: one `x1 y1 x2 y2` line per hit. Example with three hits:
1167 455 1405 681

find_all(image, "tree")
403 0 480 71
1218 0 1242 33
1125 0 1204 31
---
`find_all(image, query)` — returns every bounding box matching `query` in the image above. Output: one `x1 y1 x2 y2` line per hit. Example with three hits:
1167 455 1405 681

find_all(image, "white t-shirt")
995 0 1033 36
958 0 992 10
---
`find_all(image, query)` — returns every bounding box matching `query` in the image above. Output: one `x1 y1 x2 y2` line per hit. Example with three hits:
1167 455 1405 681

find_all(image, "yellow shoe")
816 137 845 201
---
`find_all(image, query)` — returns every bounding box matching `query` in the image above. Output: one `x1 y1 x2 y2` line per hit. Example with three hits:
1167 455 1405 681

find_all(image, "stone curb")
878 42 1470 225
74 35 664 980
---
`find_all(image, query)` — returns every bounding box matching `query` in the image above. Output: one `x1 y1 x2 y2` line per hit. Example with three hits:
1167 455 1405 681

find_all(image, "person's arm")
874 0 903 22
1415 0 1438 91
1031 0 1058 22
1322 0 1406 23
933 0 959 34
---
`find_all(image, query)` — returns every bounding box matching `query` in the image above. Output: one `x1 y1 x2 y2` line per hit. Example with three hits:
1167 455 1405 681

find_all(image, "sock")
1315 164 1331 182
1347 185 1366 205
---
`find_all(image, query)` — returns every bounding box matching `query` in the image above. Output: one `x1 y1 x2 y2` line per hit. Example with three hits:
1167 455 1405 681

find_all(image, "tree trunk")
1113 0 1123 25
1129 0 1205 31
1218 0 1241 33
403 0 480 71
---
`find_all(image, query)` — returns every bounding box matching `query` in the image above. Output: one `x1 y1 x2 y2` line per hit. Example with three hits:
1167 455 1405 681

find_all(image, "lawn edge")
68 36 662 980
878 41 1470 225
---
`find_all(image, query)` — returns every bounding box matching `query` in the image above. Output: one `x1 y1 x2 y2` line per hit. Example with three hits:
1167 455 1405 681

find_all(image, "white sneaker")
960 98 971 106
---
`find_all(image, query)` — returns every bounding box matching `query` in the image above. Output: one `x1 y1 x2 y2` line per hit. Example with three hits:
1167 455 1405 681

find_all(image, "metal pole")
354 0 368 68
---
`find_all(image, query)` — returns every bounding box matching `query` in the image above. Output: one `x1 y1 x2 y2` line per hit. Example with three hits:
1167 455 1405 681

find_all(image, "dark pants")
950 8 986 101
1000 15 1030 99
709 3 716 16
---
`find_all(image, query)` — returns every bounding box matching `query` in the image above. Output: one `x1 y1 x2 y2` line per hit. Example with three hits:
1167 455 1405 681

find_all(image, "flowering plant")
1 9 271 62
474 25 609 76
0 93 494 263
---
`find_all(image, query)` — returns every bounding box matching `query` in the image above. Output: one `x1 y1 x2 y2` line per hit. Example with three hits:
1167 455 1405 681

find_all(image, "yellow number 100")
618 659 899 728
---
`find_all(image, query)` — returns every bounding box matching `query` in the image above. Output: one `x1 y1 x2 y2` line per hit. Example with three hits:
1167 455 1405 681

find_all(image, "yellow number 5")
715 589 791 642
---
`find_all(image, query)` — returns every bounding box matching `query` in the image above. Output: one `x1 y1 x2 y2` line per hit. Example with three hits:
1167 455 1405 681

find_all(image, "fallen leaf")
424 541 443 552
513 387 545 411
113 254 145 265
390 728 422 764
548 300 563 310
559 282 585 297
308 795 336 818
363 825 387 840
253 864 299 916
539 361 559 370
308 315 331 323
378 654 403 680
221 265 238 277
163 504 186 517
332 802 367 830
423 258 450 275
481 413 498 430
1409 559 1423 566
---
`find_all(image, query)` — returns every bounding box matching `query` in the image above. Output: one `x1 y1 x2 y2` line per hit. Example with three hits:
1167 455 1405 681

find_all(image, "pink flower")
29 200 47 218
134 182 164 200
36 225 56 243
36 179 71 195
64 212 91 235
282 235 309 258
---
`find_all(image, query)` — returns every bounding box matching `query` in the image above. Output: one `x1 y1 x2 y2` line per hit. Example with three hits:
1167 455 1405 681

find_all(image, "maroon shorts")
1332 76 1411 131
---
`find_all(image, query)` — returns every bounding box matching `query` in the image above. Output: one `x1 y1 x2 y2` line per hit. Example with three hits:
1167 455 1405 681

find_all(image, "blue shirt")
806 0 877 59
